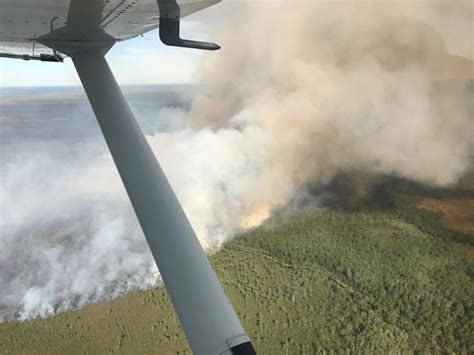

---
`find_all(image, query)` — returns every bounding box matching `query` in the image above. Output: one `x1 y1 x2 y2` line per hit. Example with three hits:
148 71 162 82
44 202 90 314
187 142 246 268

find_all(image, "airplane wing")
0 0 220 60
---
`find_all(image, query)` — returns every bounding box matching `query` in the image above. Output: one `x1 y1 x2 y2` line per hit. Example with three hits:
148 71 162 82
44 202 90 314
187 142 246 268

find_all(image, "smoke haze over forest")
0 1 473 320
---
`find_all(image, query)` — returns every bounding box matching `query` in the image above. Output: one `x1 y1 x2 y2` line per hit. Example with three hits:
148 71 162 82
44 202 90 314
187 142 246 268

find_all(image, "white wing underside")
0 0 220 57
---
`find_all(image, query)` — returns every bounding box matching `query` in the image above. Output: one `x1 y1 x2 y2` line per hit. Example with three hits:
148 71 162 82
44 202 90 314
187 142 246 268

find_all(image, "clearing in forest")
419 198 474 235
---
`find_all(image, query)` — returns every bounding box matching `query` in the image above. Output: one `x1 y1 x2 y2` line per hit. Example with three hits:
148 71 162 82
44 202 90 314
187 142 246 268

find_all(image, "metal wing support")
72 49 254 354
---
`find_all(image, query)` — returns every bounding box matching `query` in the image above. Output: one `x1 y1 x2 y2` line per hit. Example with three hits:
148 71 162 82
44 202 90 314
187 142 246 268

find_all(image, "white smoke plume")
1 0 473 321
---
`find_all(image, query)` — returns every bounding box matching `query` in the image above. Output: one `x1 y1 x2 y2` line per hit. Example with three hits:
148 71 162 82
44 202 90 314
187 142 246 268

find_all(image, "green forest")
1 188 473 354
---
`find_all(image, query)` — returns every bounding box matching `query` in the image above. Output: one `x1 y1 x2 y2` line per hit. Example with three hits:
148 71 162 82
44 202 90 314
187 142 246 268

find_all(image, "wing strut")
71 49 255 355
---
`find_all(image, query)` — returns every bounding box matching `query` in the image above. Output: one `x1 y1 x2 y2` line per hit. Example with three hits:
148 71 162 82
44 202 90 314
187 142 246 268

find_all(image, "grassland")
1 188 473 354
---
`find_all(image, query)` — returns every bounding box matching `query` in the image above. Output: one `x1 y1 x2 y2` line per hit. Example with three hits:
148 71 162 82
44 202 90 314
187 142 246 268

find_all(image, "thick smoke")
1 141 158 320
188 0 473 211
1 1 473 321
